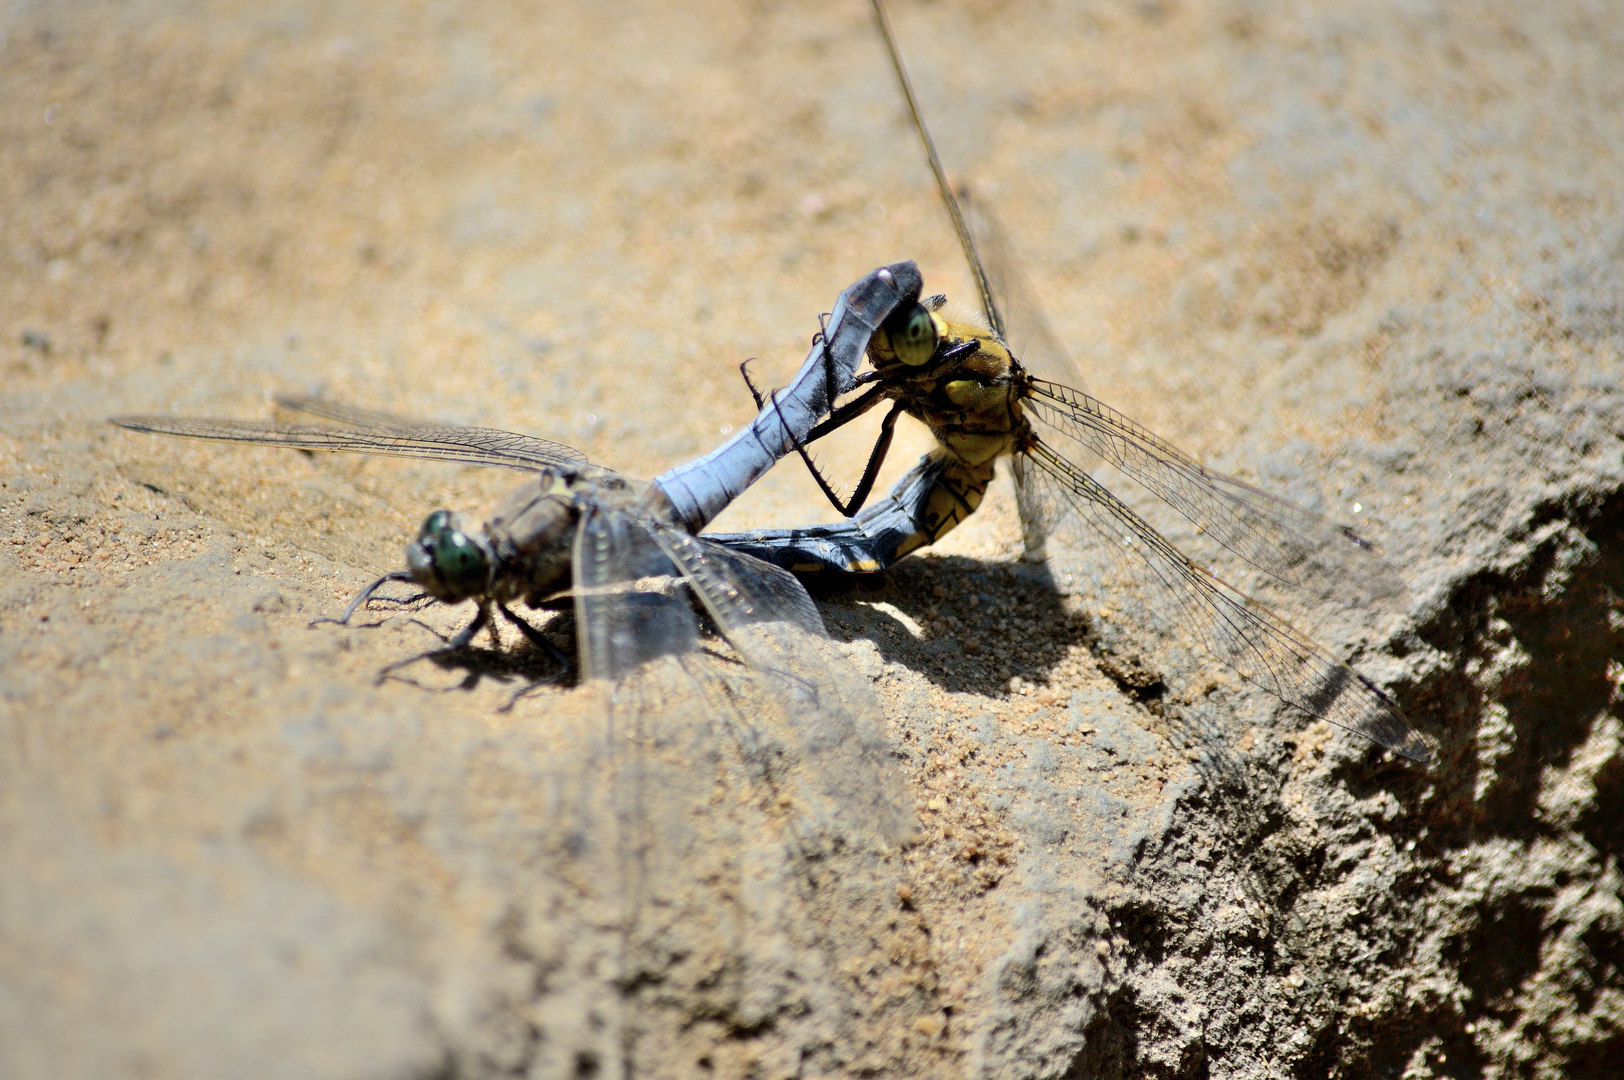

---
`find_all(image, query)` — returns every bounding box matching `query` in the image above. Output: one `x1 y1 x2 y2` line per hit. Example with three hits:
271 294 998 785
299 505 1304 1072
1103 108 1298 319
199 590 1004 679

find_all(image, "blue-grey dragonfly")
110 262 928 1073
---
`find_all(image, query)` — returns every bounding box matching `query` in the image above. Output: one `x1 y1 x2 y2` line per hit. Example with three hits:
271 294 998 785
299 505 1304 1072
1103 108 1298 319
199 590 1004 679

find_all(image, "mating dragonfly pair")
110 236 1430 761
110 0 1431 768
110 1 1430 1066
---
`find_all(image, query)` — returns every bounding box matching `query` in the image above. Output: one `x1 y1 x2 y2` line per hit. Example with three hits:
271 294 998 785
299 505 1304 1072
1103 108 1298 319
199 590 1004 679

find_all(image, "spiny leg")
838 399 905 515
739 361 901 517
744 330 980 517
740 358 860 512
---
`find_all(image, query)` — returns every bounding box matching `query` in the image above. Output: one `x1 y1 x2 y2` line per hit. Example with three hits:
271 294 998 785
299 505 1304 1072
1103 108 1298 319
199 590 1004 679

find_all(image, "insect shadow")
805 554 1106 701
804 552 1411 802
320 586 575 703
343 586 748 713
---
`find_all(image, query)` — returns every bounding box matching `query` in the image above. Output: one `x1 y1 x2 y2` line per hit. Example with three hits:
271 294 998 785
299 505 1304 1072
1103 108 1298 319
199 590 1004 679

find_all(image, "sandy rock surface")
3 1 1621 1077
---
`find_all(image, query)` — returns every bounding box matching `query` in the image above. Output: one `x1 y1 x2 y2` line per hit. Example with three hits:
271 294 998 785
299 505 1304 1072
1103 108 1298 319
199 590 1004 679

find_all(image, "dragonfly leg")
740 360 855 513
803 381 892 443
446 602 492 651
356 590 435 611
933 337 982 376
813 311 842 410
495 604 572 710
496 601 571 670
310 569 416 629
741 362 898 517
374 601 491 684
840 399 905 515
770 337 977 517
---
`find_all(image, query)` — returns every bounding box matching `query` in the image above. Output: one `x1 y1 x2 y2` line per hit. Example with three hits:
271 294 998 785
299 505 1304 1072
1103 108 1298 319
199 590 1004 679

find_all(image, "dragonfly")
110 263 928 1074
710 0 1432 764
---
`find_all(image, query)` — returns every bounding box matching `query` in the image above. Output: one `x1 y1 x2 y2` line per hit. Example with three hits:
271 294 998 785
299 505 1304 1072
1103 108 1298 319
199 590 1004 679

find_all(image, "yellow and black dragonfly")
714 0 1431 763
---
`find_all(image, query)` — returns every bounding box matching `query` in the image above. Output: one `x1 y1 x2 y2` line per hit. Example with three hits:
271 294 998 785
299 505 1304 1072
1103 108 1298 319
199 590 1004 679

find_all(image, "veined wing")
957 188 1093 393
957 197 1408 612
109 400 587 472
648 524 916 844
870 0 1088 394
870 0 1002 343
566 489 919 1071
1024 381 1410 610
114 261 916 487
869 0 1406 614
1017 438 1430 762
273 393 583 459
565 496 714 1075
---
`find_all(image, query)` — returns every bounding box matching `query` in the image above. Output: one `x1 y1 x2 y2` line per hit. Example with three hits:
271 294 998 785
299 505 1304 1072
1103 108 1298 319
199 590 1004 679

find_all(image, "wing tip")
1354 714 1433 763
1389 731 1435 764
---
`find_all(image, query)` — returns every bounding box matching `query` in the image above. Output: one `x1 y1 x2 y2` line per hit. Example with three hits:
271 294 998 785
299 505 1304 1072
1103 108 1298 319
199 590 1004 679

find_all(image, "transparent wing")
1018 440 1430 762
949 167 1406 612
566 495 921 1069
110 400 587 472
573 500 698 682
568 498 737 1070
868 0 1086 395
1023 381 1409 612
957 185 1408 614
958 187 1091 392
647 523 916 846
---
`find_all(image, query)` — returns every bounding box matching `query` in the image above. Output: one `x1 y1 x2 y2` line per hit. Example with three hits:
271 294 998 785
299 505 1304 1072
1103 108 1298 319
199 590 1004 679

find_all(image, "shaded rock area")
2 1 1620 1077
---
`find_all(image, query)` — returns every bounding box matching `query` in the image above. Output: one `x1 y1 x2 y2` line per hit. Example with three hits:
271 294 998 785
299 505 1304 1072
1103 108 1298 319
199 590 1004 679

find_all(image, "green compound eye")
419 509 454 539
435 530 485 595
883 302 938 367
412 511 487 597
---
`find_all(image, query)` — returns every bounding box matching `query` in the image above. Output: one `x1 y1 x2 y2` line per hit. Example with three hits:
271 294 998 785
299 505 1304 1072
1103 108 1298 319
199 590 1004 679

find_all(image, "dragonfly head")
407 509 492 602
870 298 944 369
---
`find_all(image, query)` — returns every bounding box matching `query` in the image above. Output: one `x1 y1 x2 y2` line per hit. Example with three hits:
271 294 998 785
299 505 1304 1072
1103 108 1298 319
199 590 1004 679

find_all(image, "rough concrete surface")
3 0 1621 1077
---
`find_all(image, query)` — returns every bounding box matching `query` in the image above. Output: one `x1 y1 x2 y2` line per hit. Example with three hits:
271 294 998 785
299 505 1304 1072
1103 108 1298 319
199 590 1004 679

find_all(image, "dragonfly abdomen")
707 449 995 573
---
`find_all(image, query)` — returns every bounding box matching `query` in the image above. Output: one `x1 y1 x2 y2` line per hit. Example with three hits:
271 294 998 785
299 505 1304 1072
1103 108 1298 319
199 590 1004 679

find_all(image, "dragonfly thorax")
406 468 622 607
480 466 649 608
910 316 1028 469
